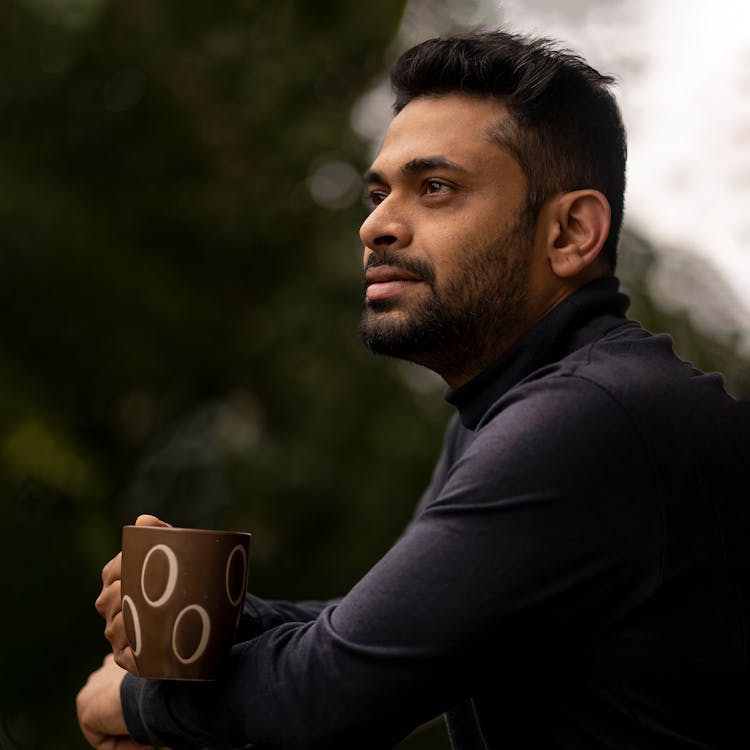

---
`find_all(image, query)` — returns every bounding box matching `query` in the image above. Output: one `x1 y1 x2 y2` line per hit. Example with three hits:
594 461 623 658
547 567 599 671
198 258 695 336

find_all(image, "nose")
359 200 413 254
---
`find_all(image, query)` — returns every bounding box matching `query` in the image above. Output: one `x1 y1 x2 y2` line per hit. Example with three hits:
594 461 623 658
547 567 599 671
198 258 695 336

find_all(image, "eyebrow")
363 155 468 186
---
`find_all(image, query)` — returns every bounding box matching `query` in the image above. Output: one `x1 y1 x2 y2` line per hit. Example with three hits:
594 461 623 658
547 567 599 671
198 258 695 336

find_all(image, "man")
77 30 749 749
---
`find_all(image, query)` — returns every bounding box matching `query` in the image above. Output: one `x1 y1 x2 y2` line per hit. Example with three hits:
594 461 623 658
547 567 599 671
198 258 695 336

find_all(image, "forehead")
371 94 517 177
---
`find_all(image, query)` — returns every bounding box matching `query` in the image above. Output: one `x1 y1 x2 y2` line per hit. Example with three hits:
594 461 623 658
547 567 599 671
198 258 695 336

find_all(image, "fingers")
96 575 121 620
113 643 138 675
97 556 126 658
100 603 136 674
100 607 137 674
103 606 129 654
135 514 171 528
97 564 130 664
101 552 122 588
108 629 137 674
93 516 172 681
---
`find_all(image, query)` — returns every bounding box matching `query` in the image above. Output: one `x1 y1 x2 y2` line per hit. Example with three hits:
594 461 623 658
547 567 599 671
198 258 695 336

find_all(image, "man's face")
359 94 541 385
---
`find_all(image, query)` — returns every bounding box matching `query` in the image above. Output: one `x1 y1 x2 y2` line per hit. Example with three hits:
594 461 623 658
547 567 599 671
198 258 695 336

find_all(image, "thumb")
134 514 171 528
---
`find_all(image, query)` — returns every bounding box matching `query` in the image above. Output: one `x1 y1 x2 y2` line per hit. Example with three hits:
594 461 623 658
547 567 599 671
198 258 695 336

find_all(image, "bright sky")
494 0 750 339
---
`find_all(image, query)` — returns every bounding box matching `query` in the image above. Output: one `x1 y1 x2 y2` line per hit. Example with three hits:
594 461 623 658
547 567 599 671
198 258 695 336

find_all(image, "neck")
409 325 530 390
432 274 611 389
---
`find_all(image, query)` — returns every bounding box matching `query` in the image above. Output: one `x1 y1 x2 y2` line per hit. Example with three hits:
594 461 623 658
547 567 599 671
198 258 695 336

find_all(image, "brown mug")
121 525 251 680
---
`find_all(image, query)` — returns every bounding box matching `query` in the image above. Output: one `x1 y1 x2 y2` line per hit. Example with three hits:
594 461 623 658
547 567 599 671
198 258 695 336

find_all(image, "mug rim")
122 525 251 539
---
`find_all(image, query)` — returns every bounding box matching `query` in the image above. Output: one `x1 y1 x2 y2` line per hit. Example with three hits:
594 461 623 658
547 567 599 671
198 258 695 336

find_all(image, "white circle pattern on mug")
141 543 178 607
172 604 211 664
225 544 248 606
122 594 142 656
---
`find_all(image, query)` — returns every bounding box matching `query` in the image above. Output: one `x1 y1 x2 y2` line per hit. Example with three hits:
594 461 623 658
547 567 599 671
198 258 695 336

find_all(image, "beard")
359 214 533 380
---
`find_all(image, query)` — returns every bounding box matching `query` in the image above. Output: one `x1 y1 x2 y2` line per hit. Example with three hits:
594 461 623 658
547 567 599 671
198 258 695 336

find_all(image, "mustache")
364 251 436 287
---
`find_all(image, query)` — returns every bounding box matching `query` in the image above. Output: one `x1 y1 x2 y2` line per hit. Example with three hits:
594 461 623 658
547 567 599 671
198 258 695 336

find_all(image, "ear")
542 190 611 279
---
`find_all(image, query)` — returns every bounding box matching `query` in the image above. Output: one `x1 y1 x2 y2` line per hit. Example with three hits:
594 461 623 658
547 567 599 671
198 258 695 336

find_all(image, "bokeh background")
1 1 748 748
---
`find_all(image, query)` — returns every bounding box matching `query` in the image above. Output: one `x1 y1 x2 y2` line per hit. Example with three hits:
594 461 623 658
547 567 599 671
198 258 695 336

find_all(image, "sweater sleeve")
234 595 341 642
121 376 661 750
229 417 471 644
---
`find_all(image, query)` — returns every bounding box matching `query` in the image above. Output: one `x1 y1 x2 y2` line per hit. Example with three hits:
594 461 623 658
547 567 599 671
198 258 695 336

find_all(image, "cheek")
419 219 461 260
422 220 485 271
415 202 515 283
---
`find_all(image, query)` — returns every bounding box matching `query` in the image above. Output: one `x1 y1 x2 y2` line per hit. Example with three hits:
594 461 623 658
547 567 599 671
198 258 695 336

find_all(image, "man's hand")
76 654 148 750
95 514 171 672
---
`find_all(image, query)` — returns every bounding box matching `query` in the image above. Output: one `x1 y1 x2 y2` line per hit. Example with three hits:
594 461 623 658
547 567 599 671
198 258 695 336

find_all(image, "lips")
365 265 423 302
365 265 422 284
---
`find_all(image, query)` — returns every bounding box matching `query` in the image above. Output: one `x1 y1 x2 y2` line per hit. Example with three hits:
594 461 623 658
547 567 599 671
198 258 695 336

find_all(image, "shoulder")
476 365 636 455
483 325 732 435
439 373 647 509
456 328 742 504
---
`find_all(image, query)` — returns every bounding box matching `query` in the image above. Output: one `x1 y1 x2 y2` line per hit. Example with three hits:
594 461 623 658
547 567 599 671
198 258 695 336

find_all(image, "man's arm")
118 377 660 750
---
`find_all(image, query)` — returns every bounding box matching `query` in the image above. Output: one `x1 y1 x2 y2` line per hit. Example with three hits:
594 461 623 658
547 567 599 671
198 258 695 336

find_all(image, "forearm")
122 606 456 750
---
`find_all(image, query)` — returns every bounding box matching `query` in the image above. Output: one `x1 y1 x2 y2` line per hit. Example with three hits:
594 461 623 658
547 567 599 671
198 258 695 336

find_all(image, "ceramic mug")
121 525 250 680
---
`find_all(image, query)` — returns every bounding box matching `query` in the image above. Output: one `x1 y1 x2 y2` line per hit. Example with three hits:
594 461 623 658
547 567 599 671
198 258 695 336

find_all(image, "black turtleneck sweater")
122 277 750 749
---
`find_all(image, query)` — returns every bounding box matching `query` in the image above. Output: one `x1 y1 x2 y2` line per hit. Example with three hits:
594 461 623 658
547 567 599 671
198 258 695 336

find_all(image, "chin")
359 312 416 357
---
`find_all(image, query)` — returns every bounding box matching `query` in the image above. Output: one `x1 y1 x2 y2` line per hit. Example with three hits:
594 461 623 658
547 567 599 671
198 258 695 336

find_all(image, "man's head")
359 30 627 386
390 30 627 270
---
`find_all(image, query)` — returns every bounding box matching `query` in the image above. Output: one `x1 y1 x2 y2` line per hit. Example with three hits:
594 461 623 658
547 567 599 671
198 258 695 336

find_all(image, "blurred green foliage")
1 2 747 748
0 1 454 747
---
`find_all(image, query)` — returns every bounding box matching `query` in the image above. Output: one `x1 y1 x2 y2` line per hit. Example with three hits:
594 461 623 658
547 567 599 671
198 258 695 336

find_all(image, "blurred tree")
0 1 455 747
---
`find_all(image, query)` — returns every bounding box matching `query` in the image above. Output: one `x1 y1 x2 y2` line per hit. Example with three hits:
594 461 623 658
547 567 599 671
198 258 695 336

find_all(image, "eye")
364 189 388 208
424 179 451 195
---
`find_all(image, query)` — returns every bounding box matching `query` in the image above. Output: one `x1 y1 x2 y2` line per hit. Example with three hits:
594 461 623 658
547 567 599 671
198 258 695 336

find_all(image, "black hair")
390 30 627 270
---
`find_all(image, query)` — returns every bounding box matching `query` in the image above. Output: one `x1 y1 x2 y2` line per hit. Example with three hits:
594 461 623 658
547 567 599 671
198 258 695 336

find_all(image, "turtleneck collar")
445 276 631 430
